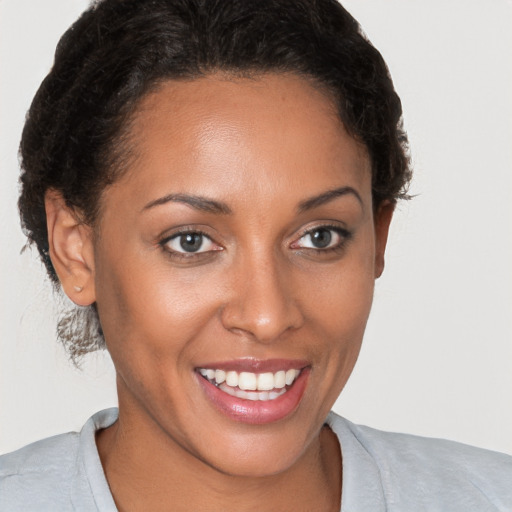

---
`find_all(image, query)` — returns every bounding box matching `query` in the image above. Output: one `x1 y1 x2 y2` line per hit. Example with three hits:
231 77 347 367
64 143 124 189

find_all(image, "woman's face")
91 73 391 476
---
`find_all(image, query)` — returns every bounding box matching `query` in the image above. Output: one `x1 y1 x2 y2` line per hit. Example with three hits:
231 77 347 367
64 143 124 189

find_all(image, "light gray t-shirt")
1 408 511 511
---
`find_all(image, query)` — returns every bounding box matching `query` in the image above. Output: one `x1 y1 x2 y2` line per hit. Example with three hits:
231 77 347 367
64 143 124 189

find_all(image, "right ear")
44 189 96 306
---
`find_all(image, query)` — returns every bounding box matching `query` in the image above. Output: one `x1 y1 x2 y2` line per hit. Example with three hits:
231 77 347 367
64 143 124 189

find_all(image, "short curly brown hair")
18 0 411 360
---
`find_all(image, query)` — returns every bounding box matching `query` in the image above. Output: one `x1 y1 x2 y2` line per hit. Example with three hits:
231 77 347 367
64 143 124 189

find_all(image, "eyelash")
159 228 221 260
158 224 352 260
292 225 352 254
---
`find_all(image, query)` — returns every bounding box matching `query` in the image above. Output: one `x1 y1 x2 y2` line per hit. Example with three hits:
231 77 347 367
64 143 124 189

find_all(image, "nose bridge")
221 247 303 342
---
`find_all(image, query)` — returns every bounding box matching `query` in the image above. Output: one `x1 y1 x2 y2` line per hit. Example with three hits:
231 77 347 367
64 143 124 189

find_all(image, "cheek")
310 271 373 367
94 247 223 361
300 234 376 388
304 242 376 334
93 256 225 419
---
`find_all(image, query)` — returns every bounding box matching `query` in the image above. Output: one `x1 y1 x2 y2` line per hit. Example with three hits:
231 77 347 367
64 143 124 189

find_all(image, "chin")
195 427 313 479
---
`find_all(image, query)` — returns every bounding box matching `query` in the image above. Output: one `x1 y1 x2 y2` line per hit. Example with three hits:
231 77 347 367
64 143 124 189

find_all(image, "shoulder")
0 431 80 510
338 414 512 474
0 408 118 511
327 412 512 511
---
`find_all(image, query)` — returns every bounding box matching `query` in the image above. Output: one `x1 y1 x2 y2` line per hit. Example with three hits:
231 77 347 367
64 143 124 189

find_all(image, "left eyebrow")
297 186 363 213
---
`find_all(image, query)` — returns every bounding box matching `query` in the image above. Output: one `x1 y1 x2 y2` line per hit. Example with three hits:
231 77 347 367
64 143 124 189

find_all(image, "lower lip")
197 369 310 425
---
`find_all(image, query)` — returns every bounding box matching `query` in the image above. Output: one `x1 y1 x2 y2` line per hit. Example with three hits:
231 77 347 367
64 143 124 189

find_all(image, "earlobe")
374 200 394 279
45 190 96 306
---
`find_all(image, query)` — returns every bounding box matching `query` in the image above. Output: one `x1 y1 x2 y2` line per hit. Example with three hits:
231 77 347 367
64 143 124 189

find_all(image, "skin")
45 73 393 511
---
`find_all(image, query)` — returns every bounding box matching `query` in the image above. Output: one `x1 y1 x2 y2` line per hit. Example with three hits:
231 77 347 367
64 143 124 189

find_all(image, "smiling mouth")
198 368 302 402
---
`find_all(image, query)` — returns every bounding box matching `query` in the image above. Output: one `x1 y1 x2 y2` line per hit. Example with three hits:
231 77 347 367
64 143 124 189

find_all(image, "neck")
96 401 342 511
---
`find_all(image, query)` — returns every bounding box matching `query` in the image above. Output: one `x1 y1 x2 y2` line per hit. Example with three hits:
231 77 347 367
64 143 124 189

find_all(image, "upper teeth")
198 368 300 391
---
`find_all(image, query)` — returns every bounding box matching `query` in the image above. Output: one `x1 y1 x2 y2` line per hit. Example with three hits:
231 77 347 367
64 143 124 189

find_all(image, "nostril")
220 301 303 343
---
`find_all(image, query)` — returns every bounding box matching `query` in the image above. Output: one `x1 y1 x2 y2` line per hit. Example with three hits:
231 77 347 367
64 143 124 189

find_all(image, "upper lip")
195 358 309 373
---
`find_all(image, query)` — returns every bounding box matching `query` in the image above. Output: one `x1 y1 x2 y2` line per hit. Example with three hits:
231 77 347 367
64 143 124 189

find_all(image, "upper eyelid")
160 231 221 252
294 223 350 239
158 226 216 245
163 229 210 242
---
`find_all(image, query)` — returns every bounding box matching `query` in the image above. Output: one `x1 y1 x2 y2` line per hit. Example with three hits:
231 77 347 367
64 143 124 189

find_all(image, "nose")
220 254 304 343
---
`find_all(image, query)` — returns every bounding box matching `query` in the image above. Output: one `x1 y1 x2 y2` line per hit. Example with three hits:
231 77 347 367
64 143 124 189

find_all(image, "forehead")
110 73 371 211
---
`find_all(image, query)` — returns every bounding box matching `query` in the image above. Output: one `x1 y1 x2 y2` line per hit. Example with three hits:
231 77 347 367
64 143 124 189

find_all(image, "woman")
1 0 511 510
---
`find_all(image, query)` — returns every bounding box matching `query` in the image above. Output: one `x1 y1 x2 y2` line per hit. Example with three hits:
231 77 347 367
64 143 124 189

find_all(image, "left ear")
374 200 394 278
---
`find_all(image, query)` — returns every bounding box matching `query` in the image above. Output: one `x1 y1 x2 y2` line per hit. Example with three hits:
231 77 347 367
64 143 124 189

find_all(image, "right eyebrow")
142 193 232 215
